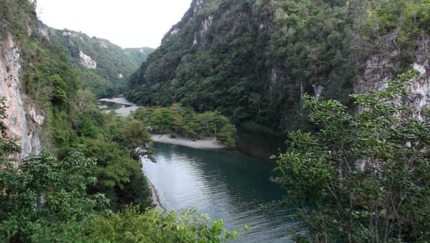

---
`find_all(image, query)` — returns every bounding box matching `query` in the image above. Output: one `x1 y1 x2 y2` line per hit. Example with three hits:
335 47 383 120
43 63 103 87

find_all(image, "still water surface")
97 97 138 116
142 143 297 242
97 97 298 241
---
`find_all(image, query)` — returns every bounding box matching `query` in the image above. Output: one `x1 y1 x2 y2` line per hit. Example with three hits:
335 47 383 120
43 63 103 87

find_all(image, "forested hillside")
39 23 153 97
0 0 237 242
127 0 430 133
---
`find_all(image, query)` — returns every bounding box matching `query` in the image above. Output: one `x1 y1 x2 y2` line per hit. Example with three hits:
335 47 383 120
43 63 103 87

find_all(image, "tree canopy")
273 71 430 242
133 104 237 147
127 0 430 133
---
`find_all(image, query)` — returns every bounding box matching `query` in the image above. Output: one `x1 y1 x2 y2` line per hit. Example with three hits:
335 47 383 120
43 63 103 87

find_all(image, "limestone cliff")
0 34 44 163
356 34 430 118
79 50 97 69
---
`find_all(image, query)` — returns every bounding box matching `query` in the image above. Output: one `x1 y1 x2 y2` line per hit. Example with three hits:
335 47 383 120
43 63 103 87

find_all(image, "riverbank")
147 177 165 212
98 97 135 106
150 134 227 149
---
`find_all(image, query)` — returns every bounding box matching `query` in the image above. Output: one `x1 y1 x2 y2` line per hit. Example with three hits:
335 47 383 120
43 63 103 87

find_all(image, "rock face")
352 34 430 170
0 34 43 163
79 50 97 69
356 34 430 117
409 36 430 117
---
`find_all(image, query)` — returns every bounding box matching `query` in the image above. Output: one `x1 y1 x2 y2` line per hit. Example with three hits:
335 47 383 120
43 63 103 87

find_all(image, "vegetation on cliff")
3 0 430 242
0 0 237 242
45 25 154 98
0 99 240 242
127 0 430 133
273 71 430 242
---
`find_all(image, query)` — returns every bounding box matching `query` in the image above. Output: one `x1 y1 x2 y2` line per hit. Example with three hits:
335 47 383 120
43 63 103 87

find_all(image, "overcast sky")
36 0 192 48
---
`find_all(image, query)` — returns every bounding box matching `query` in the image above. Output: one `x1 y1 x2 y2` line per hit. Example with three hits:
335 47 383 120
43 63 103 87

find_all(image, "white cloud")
36 0 192 48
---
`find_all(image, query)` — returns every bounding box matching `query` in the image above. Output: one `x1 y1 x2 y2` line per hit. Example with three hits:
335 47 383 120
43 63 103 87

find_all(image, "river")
143 143 297 242
98 98 298 242
97 97 138 116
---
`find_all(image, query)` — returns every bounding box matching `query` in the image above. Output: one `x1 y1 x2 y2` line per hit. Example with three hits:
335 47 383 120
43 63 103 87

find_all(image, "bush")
273 71 430 242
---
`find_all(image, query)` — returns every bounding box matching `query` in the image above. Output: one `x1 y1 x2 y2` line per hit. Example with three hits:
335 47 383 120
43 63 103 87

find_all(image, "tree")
217 123 237 148
71 89 97 113
80 115 154 210
150 107 175 132
272 71 430 242
119 118 153 161
42 206 241 243
0 149 108 242
248 92 262 116
0 97 103 241
0 93 239 242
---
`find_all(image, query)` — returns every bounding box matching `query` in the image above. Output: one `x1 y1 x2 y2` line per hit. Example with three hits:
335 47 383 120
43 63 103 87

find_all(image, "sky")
36 0 192 48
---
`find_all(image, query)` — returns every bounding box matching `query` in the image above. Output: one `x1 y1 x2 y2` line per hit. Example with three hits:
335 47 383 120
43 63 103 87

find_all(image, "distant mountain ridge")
38 22 154 97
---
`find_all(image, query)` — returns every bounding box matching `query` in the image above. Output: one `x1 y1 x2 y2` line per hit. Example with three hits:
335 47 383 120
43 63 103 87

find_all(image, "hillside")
2 0 430 242
126 0 430 133
0 1 239 241
38 22 154 97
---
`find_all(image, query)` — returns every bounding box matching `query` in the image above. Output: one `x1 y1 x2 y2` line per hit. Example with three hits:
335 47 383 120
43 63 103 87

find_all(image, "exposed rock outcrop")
356 34 430 115
79 50 97 69
353 34 430 170
0 34 43 164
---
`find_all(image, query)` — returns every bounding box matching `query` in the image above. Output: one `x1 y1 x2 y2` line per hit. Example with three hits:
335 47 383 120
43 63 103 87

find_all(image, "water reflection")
235 126 286 162
142 143 296 243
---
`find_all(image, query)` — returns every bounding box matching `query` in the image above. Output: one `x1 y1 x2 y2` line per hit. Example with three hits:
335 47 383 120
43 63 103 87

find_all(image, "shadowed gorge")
1 0 430 242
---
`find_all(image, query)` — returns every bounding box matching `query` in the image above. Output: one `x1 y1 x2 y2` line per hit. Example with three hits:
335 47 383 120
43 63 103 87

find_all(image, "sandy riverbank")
150 134 227 149
147 177 165 212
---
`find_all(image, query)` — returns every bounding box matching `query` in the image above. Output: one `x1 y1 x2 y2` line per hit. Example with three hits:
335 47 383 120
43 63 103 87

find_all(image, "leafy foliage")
1 1 240 242
1 147 237 243
133 104 237 147
272 71 430 242
45 25 154 97
127 0 430 133
39 206 240 243
0 149 108 242
57 108 155 211
0 0 36 41
21 39 80 111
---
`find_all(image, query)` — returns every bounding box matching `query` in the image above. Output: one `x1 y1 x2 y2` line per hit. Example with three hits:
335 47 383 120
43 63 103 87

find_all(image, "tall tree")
273 71 430 242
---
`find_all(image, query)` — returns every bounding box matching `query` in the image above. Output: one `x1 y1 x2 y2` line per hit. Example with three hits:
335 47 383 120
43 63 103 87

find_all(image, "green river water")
98 98 300 242
142 143 298 242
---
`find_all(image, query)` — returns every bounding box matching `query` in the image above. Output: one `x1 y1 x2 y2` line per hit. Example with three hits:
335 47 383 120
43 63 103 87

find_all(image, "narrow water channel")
97 98 299 242
142 143 297 243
